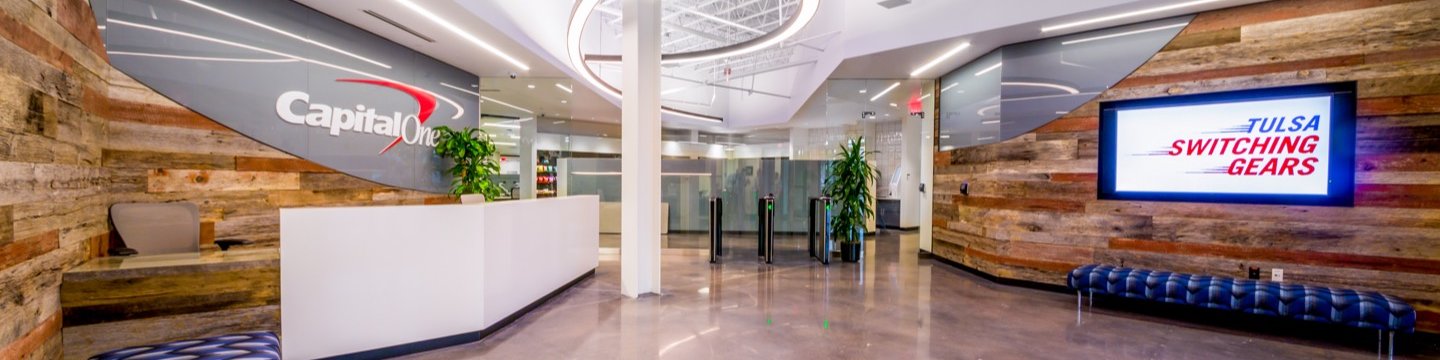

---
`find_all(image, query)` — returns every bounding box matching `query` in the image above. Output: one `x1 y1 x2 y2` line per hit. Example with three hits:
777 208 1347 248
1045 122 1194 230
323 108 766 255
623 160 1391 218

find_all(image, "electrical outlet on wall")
1271 268 1284 282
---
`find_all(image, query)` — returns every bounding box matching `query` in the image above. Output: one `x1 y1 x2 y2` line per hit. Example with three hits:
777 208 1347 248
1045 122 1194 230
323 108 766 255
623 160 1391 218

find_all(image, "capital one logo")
276 79 442 154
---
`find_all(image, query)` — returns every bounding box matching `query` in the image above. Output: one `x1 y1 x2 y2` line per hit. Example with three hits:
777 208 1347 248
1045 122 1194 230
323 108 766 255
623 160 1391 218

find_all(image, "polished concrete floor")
405 232 1439 359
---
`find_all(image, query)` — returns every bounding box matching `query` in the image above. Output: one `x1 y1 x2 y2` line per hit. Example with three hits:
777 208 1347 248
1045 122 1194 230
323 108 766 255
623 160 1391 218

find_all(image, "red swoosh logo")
336 79 437 154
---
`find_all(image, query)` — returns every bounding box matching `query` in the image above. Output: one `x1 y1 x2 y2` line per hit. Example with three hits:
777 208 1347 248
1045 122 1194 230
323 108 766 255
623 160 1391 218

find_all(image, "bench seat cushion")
89 331 279 360
1067 264 1415 332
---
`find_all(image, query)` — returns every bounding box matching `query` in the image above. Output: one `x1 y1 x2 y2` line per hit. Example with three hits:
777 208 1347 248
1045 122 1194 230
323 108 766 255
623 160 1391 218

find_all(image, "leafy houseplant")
433 126 505 203
823 137 878 262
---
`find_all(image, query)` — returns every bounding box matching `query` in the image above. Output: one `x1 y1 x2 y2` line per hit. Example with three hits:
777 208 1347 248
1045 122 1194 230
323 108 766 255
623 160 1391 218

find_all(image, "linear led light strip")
869 82 900 102
1001 81 1080 94
974 62 1001 77
909 42 969 77
1061 22 1189 45
479 95 533 114
178 0 391 69
109 19 466 120
109 51 299 63
555 83 574 93
1041 0 1219 33
438 84 534 116
395 0 530 71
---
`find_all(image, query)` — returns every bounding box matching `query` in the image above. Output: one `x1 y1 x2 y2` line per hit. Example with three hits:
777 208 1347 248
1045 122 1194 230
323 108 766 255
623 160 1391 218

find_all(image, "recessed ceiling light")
527 84 536 89
555 83 573 93
395 0 530 71
909 41 970 77
889 103 898 107
918 93 932 100
1041 0 1220 33
941 83 959 92
939 135 951 139
869 82 900 102
859 89 868 94
561 100 568 104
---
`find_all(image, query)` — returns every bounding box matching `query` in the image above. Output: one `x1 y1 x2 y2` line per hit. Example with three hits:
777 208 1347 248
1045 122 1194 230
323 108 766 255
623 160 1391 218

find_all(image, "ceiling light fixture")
178 0 392 69
493 141 518 146
941 83 959 92
555 83 573 93
909 41 970 77
111 18 466 119
918 93 933 101
1001 81 1080 94
974 62 1002 77
527 84 536 89
109 51 299 63
1041 0 1219 33
483 123 521 129
395 0 530 71
869 82 900 102
1061 22 1189 45
566 0 817 123
570 0 819 66
440 82 481 96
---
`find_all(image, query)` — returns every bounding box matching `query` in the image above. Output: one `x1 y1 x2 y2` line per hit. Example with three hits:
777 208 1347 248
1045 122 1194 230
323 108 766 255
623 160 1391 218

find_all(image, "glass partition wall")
490 77 933 251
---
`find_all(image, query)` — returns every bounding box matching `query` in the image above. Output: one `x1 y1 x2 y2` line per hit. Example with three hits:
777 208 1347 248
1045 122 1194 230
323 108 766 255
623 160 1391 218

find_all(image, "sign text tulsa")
1165 115 1323 176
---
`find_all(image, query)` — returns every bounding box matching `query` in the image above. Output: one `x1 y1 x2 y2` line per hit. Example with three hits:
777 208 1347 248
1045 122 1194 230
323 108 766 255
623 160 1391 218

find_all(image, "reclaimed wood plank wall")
932 0 1440 333
0 0 453 358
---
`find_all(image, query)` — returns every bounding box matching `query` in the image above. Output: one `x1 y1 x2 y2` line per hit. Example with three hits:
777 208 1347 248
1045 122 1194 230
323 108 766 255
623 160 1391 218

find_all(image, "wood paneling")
0 1 442 357
932 0 1440 333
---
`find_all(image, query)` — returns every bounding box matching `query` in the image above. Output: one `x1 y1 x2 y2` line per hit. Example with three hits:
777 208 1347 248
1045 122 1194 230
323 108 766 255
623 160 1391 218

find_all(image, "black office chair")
108 202 249 256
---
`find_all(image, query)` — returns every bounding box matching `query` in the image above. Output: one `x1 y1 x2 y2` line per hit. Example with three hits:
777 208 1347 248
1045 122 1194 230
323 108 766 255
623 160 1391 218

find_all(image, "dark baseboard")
325 269 597 360
882 226 919 231
926 252 1069 293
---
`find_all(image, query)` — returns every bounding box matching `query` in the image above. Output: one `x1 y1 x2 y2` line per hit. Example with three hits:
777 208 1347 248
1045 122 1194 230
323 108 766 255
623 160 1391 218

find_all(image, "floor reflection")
402 231 1438 359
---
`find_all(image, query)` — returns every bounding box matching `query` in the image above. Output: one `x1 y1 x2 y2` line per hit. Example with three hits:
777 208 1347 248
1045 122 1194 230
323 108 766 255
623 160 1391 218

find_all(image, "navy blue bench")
1067 264 1415 358
89 331 279 360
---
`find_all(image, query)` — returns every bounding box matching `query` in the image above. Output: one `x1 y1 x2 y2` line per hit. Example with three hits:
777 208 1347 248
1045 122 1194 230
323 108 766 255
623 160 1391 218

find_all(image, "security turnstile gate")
808 196 832 265
709 197 723 263
757 194 775 264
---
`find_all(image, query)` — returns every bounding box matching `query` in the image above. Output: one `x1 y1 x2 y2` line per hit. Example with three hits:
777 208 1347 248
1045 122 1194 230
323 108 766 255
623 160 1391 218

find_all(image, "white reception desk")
280 196 599 359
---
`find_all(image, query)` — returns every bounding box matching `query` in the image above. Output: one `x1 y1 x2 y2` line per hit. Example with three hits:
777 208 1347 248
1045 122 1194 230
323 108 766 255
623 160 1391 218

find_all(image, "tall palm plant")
433 126 505 201
823 137 878 250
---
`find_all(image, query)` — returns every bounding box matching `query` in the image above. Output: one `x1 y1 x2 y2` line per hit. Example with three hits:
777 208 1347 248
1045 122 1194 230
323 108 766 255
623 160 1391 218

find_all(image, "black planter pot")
840 242 862 262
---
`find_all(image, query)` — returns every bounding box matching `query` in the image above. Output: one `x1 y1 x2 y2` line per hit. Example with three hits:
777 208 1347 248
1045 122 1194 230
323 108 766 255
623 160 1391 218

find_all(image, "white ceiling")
297 0 1267 133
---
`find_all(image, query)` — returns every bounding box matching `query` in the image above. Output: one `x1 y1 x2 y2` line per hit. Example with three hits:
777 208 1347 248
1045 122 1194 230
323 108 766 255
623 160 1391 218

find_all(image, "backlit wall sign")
1098 82 1356 206
92 0 479 193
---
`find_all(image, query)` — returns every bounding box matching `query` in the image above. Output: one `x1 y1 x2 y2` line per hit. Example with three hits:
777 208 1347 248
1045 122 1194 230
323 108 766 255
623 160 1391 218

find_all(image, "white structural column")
519 118 538 199
620 0 663 298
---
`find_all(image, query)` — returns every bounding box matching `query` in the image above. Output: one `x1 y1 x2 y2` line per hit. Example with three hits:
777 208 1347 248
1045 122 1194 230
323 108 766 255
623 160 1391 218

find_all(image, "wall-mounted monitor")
1098 82 1356 206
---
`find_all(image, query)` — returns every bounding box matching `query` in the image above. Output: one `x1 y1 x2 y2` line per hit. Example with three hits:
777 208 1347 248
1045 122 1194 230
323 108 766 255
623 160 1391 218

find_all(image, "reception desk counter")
280 196 599 359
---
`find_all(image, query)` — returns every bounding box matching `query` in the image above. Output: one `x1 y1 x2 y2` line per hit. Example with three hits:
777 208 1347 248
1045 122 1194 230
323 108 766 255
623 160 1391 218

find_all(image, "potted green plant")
432 126 505 204
823 137 877 263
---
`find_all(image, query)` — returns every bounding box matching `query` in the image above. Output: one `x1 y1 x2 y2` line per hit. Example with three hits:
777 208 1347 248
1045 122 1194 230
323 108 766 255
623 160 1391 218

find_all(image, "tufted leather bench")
1067 264 1415 358
89 331 279 360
